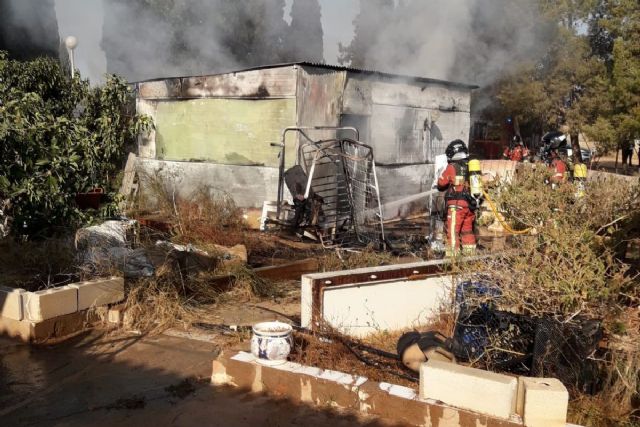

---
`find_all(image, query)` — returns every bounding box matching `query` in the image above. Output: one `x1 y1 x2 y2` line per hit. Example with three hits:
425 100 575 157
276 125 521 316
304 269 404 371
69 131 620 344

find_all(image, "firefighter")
503 135 528 162
547 143 568 187
437 140 480 256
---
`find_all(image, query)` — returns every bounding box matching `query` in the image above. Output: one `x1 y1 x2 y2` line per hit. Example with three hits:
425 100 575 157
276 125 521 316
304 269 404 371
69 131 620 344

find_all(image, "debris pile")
267 128 385 250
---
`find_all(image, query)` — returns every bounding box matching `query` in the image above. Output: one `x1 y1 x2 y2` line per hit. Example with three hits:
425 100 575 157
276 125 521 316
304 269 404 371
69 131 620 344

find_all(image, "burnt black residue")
165 378 198 399
251 83 270 98
106 395 146 411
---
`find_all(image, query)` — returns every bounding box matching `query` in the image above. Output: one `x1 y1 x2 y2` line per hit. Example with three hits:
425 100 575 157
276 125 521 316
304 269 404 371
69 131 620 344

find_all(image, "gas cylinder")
573 163 587 198
468 159 483 199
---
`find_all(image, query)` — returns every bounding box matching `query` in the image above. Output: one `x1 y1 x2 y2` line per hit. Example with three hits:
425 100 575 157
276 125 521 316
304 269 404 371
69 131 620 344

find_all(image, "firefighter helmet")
550 134 567 150
445 139 468 161
542 131 567 149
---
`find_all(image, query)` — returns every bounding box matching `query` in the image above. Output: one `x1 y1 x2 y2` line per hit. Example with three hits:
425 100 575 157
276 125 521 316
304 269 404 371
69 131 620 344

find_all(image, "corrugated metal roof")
134 61 479 90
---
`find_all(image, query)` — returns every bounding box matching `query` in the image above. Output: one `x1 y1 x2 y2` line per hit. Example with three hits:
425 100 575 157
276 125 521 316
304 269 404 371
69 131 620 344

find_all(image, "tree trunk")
570 132 582 163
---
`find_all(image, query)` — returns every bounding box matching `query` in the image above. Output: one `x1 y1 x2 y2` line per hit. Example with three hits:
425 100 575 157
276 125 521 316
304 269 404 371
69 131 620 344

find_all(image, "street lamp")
64 36 78 78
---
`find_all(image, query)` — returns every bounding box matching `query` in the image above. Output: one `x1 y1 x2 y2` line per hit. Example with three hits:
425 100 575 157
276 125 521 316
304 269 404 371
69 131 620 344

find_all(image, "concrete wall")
342 74 471 165
136 67 298 99
137 158 281 208
322 275 452 337
152 98 295 166
297 67 345 129
301 259 457 337
136 66 298 168
376 163 435 206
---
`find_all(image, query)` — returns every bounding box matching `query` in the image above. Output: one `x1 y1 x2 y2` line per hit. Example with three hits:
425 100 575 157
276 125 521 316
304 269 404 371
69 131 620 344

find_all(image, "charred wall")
135 64 473 210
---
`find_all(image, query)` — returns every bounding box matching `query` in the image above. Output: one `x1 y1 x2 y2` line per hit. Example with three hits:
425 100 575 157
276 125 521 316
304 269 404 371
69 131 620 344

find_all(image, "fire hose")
481 189 533 235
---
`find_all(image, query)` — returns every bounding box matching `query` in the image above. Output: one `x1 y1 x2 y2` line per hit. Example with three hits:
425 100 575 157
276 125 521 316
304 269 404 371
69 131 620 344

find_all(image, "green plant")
458 168 640 426
0 51 152 236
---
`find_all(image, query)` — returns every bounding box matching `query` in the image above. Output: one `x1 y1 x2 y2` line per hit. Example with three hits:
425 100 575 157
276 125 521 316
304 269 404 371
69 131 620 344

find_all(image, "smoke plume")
101 0 326 82
348 0 550 86
0 0 61 61
56 0 549 89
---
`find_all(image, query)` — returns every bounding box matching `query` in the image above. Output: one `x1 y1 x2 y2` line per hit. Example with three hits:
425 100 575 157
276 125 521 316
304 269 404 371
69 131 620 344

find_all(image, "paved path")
0 331 398 427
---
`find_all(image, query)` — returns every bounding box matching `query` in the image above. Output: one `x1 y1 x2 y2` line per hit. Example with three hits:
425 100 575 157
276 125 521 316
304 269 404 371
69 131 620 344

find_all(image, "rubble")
75 220 154 278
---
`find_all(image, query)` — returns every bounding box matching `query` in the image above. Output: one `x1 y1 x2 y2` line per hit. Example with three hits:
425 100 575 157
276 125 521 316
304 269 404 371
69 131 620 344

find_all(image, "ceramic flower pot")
250 321 293 366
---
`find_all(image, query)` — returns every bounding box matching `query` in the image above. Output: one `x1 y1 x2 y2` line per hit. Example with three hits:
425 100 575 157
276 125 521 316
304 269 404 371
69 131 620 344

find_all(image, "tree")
608 1 640 142
286 0 324 63
0 52 151 236
338 0 395 67
484 0 623 157
238 0 289 65
579 0 640 156
0 0 60 61
538 0 598 29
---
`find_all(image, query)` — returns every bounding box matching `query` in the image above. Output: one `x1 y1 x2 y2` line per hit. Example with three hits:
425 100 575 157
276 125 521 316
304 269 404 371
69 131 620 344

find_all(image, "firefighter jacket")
437 161 473 209
550 158 567 183
503 145 528 162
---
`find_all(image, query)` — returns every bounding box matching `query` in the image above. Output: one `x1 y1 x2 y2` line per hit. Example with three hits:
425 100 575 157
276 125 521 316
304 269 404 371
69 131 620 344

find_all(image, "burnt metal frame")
297 137 385 248
272 127 359 219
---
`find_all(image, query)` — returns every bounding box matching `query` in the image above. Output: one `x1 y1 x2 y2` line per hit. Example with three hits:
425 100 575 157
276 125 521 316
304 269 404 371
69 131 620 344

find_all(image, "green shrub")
0 51 152 236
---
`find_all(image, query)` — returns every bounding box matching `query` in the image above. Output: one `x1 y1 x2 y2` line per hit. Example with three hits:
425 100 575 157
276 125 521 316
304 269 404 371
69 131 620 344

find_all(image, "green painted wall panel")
154 98 296 167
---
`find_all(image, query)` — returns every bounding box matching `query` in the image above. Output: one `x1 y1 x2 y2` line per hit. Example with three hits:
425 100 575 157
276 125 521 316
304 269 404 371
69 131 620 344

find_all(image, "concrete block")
69 277 124 310
0 286 25 320
107 303 126 325
420 360 518 420
0 309 99 342
520 377 568 427
22 286 78 322
212 351 524 427
0 315 32 341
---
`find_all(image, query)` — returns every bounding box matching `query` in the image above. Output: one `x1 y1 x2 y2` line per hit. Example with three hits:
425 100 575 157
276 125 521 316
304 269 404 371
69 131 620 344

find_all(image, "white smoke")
100 0 244 82
51 0 547 89
359 0 547 86
54 0 107 84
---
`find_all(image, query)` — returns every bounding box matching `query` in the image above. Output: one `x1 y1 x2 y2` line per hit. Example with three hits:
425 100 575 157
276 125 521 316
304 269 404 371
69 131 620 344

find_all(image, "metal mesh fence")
298 138 385 248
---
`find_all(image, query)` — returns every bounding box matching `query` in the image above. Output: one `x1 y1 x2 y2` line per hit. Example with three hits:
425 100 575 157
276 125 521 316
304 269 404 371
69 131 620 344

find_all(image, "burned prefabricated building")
134 62 477 217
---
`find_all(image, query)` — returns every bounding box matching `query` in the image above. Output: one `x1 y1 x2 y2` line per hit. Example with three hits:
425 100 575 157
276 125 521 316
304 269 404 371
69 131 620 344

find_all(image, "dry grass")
116 171 294 333
121 258 284 334
456 168 640 426
123 277 195 333
570 348 640 427
135 170 298 260
362 311 456 354
0 236 79 291
136 170 245 244
319 247 398 272
289 329 417 388
171 188 247 247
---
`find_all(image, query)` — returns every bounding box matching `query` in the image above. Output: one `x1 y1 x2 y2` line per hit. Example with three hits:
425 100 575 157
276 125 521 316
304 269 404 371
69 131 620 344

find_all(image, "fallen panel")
302 258 457 337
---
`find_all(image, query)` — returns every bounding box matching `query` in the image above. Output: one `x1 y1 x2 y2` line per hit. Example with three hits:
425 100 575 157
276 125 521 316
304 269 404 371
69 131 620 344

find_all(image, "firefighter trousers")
445 205 476 255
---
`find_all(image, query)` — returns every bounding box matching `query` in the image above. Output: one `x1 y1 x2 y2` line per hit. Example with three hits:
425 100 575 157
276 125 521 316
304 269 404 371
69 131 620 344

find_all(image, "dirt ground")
591 152 640 175
0 330 405 427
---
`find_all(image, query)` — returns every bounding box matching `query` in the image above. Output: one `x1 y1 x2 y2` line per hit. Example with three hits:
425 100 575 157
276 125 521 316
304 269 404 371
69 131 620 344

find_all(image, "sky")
54 0 359 84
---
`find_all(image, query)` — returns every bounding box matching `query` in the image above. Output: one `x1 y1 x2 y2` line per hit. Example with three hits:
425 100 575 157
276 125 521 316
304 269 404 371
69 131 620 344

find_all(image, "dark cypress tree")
0 0 60 60
241 0 289 65
286 0 324 63
337 0 394 67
